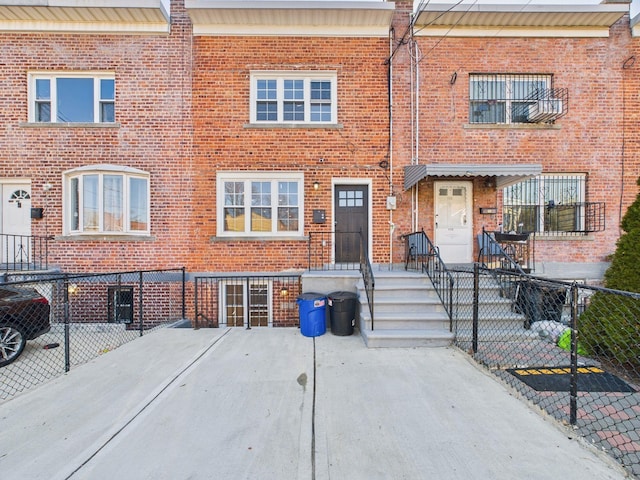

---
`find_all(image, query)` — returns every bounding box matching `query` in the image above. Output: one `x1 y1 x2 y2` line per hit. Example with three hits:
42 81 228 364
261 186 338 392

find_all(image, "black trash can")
517 281 566 329
327 291 358 336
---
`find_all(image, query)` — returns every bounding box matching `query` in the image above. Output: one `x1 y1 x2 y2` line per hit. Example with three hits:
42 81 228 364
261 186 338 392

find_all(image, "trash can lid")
328 291 358 301
297 292 326 301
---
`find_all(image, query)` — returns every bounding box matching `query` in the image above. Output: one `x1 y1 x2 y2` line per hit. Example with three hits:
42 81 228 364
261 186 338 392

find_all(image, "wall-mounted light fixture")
313 181 320 191
67 283 79 295
280 287 289 297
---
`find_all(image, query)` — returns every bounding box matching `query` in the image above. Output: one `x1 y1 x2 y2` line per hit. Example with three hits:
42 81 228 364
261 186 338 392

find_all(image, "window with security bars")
470 74 554 124
222 281 271 327
503 174 604 235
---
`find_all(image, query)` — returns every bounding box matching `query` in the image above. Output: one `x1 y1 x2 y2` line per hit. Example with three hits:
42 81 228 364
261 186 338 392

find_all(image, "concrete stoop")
357 270 455 348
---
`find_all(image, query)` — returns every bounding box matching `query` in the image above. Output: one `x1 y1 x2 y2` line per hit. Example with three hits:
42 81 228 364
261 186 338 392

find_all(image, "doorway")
1 183 32 264
334 184 369 263
434 181 473 263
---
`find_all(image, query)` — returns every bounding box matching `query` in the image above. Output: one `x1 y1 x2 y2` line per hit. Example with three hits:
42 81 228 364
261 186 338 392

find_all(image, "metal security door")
334 185 368 263
434 181 472 263
1 185 32 264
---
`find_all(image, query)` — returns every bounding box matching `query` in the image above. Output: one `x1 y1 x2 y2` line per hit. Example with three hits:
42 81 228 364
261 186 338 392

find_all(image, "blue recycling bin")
296 292 327 337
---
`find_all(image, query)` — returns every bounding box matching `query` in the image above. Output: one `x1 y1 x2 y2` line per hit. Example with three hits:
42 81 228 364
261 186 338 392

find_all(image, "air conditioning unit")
527 99 563 122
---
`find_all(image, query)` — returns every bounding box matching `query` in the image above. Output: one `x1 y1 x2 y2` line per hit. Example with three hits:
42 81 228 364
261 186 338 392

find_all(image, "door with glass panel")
434 181 473 263
1 184 32 265
334 185 368 263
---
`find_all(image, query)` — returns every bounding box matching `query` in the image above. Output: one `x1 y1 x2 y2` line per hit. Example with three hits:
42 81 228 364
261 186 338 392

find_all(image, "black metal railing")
503 202 605 236
358 232 375 330
0 268 186 402
308 231 363 271
478 229 527 274
1 233 52 273
453 266 640 478
194 274 302 329
402 230 455 324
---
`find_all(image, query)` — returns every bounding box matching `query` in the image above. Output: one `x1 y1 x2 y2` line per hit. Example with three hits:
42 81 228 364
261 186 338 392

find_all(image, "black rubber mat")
507 366 637 393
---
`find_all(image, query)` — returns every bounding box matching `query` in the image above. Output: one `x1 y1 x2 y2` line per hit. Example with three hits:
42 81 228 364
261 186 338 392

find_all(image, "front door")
1 184 32 264
434 181 472 263
334 185 368 263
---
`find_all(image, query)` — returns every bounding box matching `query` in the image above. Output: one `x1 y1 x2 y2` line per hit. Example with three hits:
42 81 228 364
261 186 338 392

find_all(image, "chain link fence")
452 265 640 478
1 268 186 403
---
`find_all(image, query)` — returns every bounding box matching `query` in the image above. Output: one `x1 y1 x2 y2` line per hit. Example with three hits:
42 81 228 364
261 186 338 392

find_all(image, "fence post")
181 267 186 321
246 277 252 330
569 283 579 425
138 271 144 336
63 274 71 373
472 263 479 354
194 277 200 329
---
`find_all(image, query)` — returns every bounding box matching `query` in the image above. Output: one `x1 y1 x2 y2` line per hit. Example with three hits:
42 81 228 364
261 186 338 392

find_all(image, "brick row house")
1 0 639 328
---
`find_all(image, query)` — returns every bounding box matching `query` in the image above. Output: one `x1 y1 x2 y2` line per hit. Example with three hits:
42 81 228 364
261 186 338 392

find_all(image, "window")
470 74 552 124
64 165 149 235
30 73 115 123
250 72 337 124
221 280 271 327
107 286 134 324
503 174 587 235
217 173 303 237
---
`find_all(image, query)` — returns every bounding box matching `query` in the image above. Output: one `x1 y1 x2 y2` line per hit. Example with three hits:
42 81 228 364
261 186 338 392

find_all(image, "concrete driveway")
0 328 629 480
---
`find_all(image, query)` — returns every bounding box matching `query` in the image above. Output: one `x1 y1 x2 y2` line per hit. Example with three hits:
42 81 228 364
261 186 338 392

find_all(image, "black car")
0 286 51 367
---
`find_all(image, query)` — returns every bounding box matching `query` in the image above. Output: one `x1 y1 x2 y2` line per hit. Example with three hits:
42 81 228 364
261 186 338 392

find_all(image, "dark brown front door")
334 185 368 263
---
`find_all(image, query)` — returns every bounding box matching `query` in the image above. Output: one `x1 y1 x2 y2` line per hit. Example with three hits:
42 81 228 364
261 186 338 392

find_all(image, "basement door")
334 185 368 263
1 184 32 264
434 181 472 263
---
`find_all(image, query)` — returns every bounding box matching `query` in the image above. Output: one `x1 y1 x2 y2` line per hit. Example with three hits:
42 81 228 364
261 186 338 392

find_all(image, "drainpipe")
388 26 395 267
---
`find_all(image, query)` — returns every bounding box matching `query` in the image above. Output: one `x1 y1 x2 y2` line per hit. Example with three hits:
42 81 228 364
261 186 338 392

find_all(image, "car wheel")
0 324 26 367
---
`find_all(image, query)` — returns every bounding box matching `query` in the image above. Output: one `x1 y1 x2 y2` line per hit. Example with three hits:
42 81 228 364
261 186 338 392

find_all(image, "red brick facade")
1 0 639 277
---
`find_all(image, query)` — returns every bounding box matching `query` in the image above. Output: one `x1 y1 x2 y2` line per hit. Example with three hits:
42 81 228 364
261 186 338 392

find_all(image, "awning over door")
404 164 542 190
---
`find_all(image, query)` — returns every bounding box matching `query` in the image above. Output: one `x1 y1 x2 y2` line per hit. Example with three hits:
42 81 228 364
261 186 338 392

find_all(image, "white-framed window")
29 72 115 123
220 280 272 327
250 71 337 124
63 165 150 235
469 74 552 124
217 172 303 237
503 174 587 235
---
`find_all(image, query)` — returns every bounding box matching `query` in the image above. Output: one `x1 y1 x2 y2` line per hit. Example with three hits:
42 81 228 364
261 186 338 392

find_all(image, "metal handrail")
402 230 455 324
358 231 375 330
1 233 53 273
478 228 526 275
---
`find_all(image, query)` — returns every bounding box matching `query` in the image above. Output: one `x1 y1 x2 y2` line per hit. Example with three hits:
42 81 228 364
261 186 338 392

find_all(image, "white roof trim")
186 0 395 37
413 3 628 38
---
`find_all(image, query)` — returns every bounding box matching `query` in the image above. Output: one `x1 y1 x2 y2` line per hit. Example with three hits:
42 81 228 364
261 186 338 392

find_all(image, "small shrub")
579 177 640 368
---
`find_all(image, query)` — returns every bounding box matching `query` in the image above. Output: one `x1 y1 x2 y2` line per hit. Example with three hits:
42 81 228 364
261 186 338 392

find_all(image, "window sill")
56 234 155 241
211 235 308 242
244 123 343 130
464 123 560 130
20 122 121 128
534 234 594 241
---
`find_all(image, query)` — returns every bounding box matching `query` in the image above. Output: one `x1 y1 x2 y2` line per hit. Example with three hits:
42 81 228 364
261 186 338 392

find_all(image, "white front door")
1 184 32 264
434 181 472 263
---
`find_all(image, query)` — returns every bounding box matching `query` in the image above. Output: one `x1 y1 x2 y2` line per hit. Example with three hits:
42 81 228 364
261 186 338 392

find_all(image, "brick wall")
402 16 639 264
0 1 194 273
190 35 391 271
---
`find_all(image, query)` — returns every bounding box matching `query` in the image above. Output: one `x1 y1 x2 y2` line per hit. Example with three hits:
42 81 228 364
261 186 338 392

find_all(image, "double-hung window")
503 174 587 235
218 173 303 237
470 74 552 124
30 72 115 123
250 72 337 124
64 165 150 235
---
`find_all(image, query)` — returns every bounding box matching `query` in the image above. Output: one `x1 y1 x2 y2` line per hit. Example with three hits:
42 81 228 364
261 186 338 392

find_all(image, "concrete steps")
357 269 528 348
357 271 454 348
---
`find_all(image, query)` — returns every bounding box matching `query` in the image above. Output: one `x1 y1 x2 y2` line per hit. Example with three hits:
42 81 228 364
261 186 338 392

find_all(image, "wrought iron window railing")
469 73 568 124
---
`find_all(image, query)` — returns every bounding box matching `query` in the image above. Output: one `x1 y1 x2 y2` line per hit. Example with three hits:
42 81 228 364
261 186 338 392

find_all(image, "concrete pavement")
0 327 630 479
